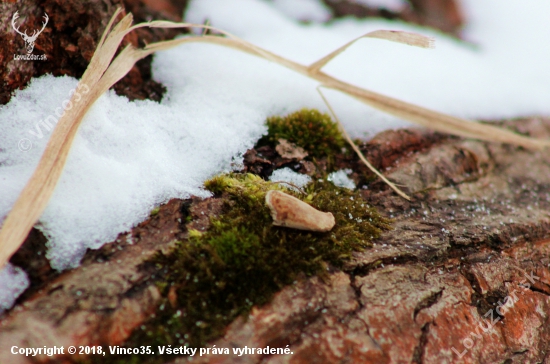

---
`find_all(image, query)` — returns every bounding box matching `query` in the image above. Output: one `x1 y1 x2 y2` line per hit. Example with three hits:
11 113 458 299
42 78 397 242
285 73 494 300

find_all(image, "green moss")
258 108 346 158
207 226 262 269
150 206 160 217
204 172 279 200
101 173 390 364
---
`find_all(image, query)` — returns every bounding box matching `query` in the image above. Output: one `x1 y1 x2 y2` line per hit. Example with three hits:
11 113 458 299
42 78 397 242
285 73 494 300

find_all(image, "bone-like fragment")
265 190 335 232
275 138 308 160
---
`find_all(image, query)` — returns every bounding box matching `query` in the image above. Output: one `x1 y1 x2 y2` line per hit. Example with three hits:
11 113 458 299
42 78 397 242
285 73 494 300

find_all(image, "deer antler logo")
11 11 49 54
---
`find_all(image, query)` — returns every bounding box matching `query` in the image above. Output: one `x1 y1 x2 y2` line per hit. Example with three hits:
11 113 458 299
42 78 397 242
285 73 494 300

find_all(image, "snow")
269 167 312 189
328 169 356 190
2 0 550 310
0 264 29 312
0 73 264 271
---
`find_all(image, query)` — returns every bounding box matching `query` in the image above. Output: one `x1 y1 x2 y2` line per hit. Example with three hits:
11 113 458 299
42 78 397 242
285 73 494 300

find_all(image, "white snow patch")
328 169 356 190
269 167 312 189
0 72 266 270
1 0 550 308
0 264 29 313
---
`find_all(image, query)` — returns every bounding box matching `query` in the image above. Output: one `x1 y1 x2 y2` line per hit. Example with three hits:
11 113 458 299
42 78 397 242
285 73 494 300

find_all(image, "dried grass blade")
95 46 155 96
319 77 550 149
366 30 434 48
317 87 411 200
82 13 134 87
146 33 548 149
0 12 143 270
308 30 434 74
96 7 124 53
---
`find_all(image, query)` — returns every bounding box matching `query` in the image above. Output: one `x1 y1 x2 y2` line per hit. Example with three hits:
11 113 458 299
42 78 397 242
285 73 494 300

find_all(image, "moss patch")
102 173 390 364
258 108 345 159
96 108 383 363
149 206 161 217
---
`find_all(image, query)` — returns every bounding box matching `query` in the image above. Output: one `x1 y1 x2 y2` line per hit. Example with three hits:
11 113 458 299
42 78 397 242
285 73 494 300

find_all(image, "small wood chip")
265 190 335 232
275 138 309 160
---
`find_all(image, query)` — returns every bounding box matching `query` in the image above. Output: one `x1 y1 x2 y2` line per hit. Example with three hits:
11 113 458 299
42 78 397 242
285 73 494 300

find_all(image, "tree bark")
2 118 550 363
180 118 550 364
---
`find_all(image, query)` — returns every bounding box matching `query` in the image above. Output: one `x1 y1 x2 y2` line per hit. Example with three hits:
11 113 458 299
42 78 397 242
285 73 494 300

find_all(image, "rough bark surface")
2 118 550 364
178 118 550 364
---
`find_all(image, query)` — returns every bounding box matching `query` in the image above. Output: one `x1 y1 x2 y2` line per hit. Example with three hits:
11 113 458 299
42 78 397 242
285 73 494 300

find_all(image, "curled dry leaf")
265 190 335 232
275 138 309 160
